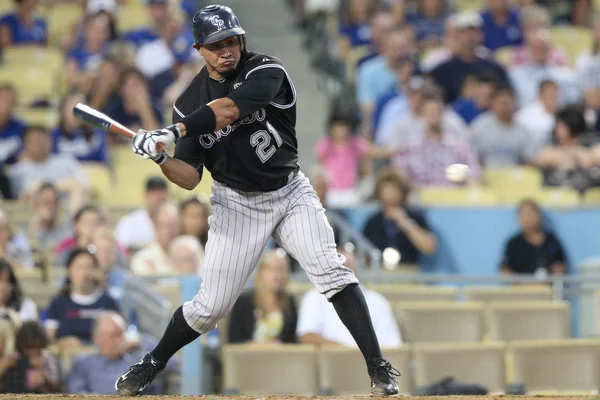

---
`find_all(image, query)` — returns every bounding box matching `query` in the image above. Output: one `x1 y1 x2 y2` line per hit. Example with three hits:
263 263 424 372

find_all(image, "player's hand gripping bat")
72 103 164 154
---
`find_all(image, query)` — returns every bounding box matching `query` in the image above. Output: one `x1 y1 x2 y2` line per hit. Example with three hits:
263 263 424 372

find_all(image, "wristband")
166 124 182 140
180 105 217 137
152 151 167 165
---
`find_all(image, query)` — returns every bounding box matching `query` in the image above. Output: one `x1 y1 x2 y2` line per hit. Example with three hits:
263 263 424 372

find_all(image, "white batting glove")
132 130 167 165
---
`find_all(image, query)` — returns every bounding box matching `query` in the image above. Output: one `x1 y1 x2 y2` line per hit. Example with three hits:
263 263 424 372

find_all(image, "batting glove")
132 125 181 159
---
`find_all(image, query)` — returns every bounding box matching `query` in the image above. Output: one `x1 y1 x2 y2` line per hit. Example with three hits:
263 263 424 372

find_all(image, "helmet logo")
210 15 226 31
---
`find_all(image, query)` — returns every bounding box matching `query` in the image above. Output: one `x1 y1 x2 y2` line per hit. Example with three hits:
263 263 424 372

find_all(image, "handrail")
326 210 382 270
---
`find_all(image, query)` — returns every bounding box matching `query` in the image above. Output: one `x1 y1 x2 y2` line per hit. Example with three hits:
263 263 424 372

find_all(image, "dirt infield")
0 396 598 400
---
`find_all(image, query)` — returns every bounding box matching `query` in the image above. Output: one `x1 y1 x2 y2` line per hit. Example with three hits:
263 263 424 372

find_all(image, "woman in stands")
338 0 377 62
179 196 210 250
500 199 567 277
0 0 47 48
363 168 437 266
0 208 33 269
50 92 109 164
45 248 119 348
0 259 38 322
54 205 103 267
228 249 298 344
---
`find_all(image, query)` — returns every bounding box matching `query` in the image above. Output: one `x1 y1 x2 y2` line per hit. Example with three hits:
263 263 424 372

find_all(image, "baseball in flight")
445 163 470 183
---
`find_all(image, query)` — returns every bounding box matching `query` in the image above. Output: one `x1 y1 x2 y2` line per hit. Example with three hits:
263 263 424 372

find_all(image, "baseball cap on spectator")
454 11 483 30
87 0 118 14
145 177 168 191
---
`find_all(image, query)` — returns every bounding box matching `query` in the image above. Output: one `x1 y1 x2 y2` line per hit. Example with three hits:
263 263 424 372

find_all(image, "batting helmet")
192 5 247 51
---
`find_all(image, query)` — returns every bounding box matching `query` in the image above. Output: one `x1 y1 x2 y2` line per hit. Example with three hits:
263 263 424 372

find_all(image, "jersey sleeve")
227 56 292 118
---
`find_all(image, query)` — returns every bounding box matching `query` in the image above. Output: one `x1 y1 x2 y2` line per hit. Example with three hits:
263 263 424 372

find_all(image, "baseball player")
115 4 400 397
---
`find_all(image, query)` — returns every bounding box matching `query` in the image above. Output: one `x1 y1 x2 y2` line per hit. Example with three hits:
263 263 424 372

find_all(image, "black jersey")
172 51 299 192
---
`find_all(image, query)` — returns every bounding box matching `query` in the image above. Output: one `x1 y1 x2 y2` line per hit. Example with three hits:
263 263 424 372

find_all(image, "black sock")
331 283 383 363
150 306 200 364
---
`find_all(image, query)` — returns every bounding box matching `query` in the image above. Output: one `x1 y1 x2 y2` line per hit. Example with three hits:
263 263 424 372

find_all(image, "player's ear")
193 43 202 55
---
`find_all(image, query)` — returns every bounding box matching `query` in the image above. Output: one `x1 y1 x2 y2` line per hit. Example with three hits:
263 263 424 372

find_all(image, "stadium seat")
288 282 316 306
484 167 542 197
509 339 600 393
393 302 485 343
148 280 181 314
81 164 113 204
412 342 507 394
456 0 486 11
464 286 553 303
3 47 64 76
222 344 318 395
16 107 59 129
549 26 593 66
486 301 570 341
22 283 58 310
345 45 372 83
532 188 581 207
117 3 151 33
592 289 600 336
583 188 600 205
418 187 499 207
366 284 458 303
0 66 58 106
0 2 14 16
47 4 83 46
318 346 412 395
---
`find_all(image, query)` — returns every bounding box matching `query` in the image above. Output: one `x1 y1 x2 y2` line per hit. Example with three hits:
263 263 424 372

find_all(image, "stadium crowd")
0 0 595 395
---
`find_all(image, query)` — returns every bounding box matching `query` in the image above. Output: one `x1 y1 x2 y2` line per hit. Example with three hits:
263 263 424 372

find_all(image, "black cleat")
115 353 166 396
368 358 400 396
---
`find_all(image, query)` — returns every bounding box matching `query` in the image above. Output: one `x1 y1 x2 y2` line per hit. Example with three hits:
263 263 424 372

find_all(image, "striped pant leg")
182 183 277 334
273 173 359 300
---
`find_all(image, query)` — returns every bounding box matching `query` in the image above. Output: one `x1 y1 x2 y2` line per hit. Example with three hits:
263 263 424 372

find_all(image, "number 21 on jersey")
250 121 283 163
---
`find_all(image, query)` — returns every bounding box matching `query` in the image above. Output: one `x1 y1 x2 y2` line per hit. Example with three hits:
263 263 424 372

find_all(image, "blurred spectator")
297 244 401 346
115 176 169 251
121 0 168 48
338 0 375 62
509 29 580 107
68 311 176 394
51 92 109 163
229 249 297 344
135 6 203 103
62 0 119 52
533 105 600 192
0 209 33 269
315 116 370 208
130 203 179 275
168 235 204 275
471 84 539 167
3 321 59 393
0 318 19 387
357 27 410 134
516 79 559 146
0 85 27 166
392 95 481 186
369 11 396 55
102 68 163 133
363 169 436 263
480 0 523 51
9 126 89 208
500 199 566 276
179 197 210 250
372 54 416 141
378 78 469 147
65 13 113 94
0 0 47 48
536 0 590 26
406 0 448 50
0 259 38 321
90 227 127 300
508 5 568 67
430 11 508 103
576 15 600 132
27 183 70 251
452 73 495 124
45 248 119 348
54 205 102 266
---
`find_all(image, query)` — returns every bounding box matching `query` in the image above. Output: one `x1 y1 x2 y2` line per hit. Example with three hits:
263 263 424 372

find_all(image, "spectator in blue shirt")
338 0 375 63
452 73 496 124
51 92 108 164
121 0 168 49
430 11 508 104
481 0 523 51
0 85 27 166
0 0 47 48
406 0 448 50
65 13 112 94
45 248 119 349
103 68 163 135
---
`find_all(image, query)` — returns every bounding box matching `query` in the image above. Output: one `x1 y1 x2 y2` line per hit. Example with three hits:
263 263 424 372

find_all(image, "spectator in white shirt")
515 79 559 147
130 203 179 276
296 244 402 347
115 176 169 251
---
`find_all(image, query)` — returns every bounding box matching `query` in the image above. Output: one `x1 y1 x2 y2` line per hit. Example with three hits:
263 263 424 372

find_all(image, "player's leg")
272 172 400 396
116 183 278 396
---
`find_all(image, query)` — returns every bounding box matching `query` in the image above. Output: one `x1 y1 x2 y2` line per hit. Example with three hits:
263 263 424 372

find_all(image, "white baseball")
445 163 470 183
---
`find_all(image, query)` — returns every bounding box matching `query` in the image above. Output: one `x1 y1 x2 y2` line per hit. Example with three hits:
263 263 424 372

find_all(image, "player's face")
199 37 242 79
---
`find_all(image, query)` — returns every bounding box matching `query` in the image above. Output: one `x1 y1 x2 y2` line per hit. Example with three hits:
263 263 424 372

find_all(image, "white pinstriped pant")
182 171 359 334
